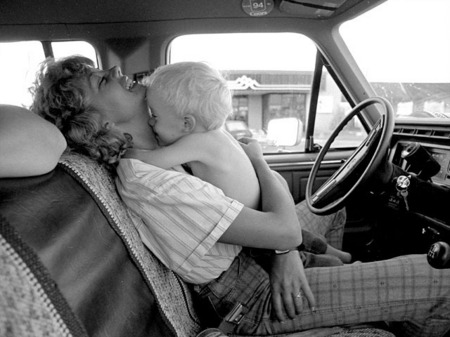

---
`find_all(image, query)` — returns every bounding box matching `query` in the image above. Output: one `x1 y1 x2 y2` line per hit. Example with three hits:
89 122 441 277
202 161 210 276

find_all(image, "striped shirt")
116 158 243 284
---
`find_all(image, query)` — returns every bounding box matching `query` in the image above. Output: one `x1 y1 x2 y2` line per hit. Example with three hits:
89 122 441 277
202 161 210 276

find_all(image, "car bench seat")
0 153 395 337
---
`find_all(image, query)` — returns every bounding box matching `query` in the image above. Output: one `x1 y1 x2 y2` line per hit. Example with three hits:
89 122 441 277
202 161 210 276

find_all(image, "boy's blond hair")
145 62 232 130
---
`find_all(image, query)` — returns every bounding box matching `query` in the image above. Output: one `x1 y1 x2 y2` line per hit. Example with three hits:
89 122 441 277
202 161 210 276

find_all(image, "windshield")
341 0 450 120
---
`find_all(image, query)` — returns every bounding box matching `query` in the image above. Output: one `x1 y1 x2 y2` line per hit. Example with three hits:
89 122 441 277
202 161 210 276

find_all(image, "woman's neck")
117 117 158 150
133 128 158 150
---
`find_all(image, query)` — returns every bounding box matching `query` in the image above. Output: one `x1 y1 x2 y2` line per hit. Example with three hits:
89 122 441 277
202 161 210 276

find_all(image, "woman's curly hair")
30 56 132 172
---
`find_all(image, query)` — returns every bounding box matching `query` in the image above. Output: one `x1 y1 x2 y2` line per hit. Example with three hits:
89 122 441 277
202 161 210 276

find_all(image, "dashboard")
378 122 450 255
391 141 450 186
390 123 450 187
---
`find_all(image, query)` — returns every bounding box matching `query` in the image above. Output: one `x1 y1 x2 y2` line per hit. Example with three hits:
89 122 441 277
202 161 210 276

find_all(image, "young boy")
125 61 351 266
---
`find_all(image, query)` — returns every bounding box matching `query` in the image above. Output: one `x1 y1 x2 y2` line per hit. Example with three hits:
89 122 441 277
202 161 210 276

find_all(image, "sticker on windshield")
242 0 274 16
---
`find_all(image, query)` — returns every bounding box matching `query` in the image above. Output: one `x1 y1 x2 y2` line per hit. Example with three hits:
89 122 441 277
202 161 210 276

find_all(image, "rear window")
0 41 97 107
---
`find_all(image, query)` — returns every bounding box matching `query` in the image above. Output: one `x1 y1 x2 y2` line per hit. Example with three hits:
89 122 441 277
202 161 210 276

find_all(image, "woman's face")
84 66 148 126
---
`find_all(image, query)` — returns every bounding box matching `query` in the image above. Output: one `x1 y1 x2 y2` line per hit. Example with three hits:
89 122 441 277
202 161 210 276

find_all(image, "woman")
31 55 450 337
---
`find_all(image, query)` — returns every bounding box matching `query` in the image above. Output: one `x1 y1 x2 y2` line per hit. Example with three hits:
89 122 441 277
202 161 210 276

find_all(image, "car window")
0 41 97 107
316 67 364 148
0 41 44 107
170 33 366 153
52 41 97 62
341 0 450 120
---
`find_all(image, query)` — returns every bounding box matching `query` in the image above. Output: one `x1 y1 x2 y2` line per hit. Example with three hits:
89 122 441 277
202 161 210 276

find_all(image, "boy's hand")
239 137 264 163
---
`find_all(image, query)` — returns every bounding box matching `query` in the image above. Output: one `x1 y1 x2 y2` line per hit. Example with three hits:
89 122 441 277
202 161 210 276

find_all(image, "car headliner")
1 0 384 31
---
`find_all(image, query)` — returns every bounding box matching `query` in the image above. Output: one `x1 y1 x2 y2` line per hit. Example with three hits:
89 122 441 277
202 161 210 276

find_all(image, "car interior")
1 0 449 336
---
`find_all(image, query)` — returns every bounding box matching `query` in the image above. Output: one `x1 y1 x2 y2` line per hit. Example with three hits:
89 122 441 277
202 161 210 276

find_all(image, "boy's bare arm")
124 133 217 169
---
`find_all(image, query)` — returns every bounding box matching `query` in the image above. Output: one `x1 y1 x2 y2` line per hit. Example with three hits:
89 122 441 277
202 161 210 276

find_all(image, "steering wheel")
306 97 395 215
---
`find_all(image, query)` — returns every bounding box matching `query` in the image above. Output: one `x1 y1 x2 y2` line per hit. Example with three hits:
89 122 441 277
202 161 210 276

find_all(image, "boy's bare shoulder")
185 129 236 146
207 129 242 149
185 129 243 159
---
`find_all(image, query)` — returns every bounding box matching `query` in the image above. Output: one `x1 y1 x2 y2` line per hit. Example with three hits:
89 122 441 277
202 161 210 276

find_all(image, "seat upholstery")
0 215 88 337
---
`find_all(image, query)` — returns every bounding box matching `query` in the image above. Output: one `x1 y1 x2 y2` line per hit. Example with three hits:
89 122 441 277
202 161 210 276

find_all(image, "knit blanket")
59 153 201 337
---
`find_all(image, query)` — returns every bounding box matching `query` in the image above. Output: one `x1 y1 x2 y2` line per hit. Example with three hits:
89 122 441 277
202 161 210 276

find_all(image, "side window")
0 41 45 107
0 41 97 107
169 33 366 153
316 67 365 148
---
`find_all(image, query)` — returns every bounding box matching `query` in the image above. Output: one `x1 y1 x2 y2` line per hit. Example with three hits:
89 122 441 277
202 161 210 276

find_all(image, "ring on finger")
295 292 301 298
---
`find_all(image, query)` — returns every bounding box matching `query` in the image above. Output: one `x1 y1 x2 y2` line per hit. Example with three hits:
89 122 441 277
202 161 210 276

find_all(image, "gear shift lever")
427 241 450 269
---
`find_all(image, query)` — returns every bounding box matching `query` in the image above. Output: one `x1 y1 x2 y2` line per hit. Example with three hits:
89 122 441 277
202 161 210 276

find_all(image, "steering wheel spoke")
306 97 394 214
311 140 369 206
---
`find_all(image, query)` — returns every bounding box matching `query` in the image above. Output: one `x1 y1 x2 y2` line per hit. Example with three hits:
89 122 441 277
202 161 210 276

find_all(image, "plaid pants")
195 201 450 337
295 200 346 250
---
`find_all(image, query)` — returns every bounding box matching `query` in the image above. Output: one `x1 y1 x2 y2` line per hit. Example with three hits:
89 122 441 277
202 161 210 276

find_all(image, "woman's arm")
0 105 67 178
219 138 303 250
219 139 312 315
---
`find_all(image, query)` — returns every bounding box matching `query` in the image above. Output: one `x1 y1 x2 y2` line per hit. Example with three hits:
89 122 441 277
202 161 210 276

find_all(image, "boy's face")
147 89 186 146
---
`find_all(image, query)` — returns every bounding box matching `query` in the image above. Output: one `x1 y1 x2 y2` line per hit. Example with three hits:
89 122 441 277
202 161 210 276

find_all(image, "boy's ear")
183 115 196 133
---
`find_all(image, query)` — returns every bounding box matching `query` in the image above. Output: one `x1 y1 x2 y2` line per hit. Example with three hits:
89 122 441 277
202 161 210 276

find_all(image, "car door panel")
266 150 352 204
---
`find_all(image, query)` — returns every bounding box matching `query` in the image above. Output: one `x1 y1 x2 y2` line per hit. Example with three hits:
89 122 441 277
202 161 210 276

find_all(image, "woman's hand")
239 137 264 164
270 250 316 321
